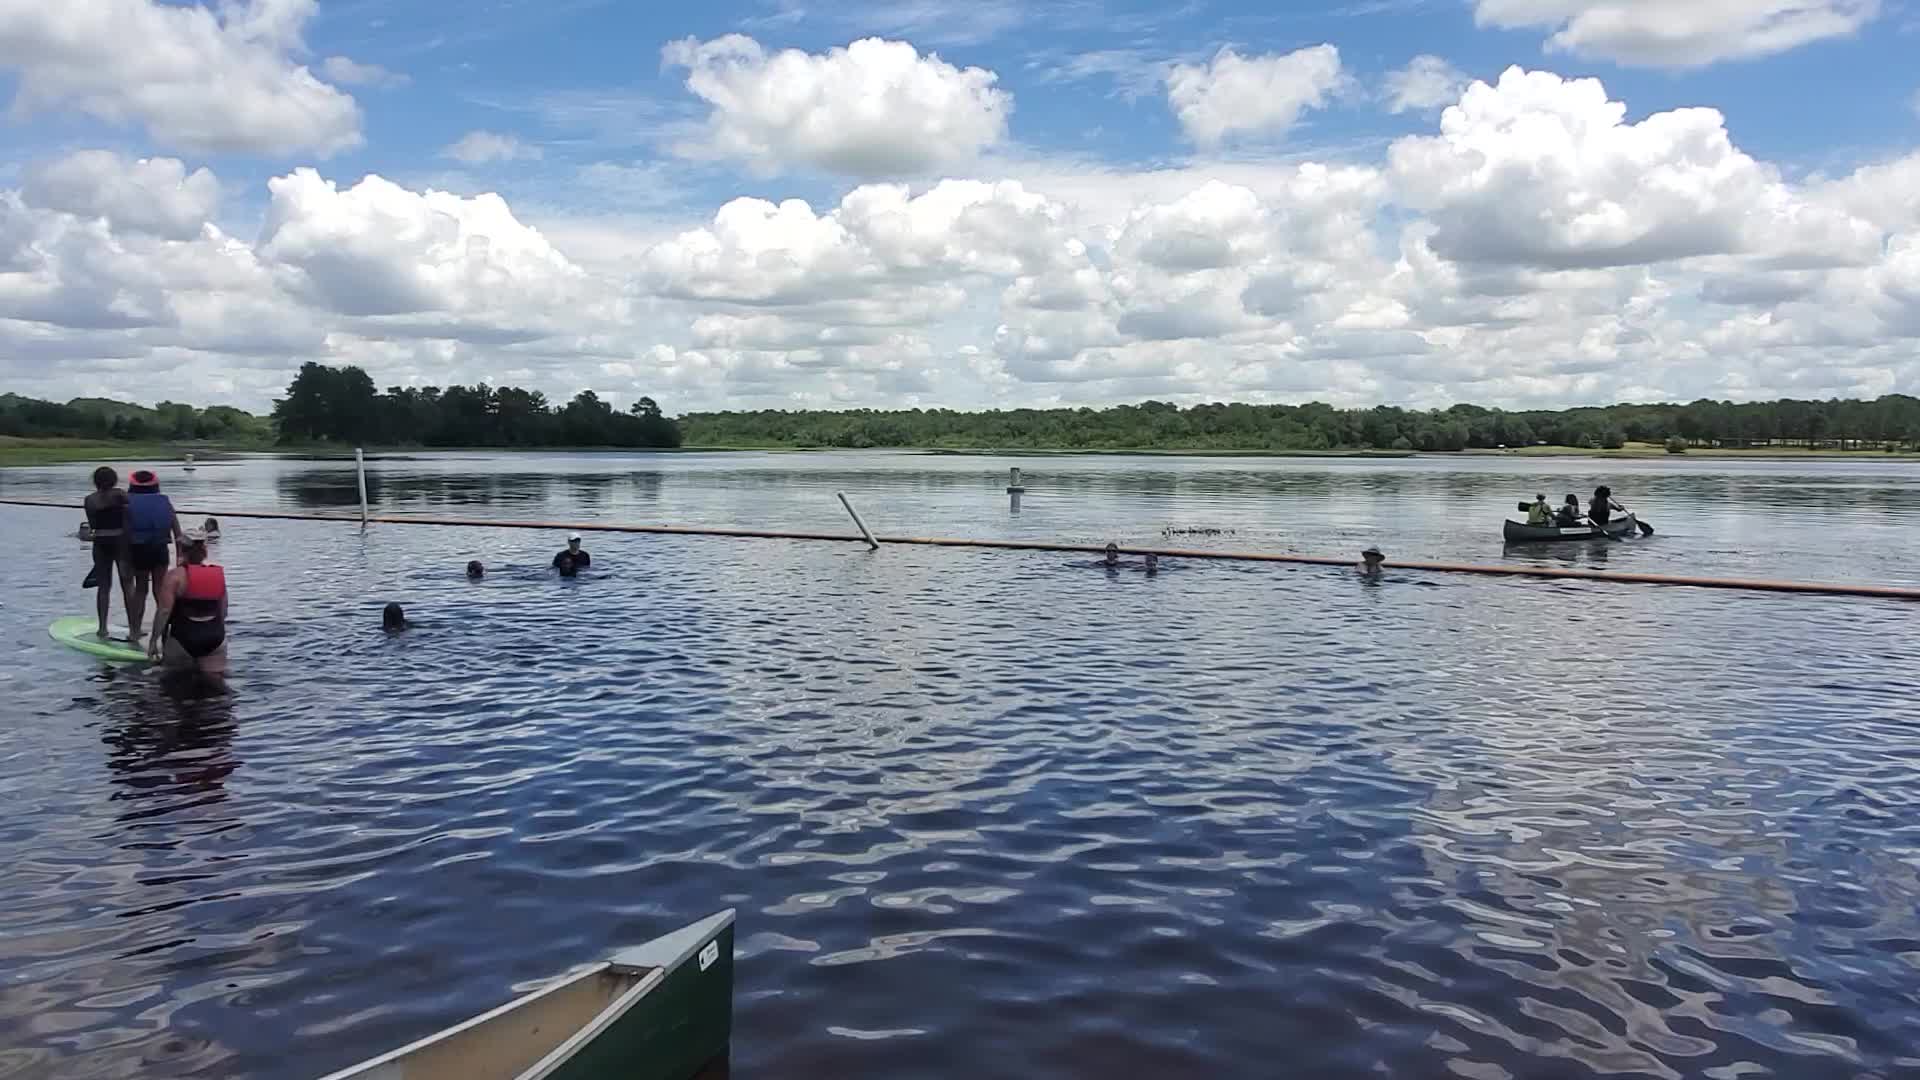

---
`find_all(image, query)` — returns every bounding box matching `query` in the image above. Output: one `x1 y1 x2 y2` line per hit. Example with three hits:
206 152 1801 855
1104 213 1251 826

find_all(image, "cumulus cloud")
21 151 220 241
663 35 1010 177
1388 67 1880 270
1473 0 1881 68
257 170 589 334
1384 55 1467 113
0 0 363 156
1165 45 1345 146
443 131 543 164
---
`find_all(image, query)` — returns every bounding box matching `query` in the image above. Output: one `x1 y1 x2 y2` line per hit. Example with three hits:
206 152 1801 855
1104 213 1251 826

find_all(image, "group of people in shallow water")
1524 485 1627 528
81 466 227 676
82 466 599 664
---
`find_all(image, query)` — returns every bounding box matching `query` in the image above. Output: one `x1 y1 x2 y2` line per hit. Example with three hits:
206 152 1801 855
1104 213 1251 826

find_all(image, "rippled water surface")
3 451 1920 1079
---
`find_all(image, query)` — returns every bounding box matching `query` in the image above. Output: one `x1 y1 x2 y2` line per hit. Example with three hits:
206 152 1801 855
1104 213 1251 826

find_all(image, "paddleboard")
49 617 148 663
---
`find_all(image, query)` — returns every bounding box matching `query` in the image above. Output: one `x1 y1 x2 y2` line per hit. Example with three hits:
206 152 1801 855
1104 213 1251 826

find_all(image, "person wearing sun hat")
125 468 186 641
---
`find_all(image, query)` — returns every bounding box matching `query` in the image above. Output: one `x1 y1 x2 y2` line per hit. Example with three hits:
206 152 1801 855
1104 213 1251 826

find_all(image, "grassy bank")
0 437 264 468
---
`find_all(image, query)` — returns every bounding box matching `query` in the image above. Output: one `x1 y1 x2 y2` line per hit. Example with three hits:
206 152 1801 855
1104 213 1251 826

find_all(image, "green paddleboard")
49 617 149 663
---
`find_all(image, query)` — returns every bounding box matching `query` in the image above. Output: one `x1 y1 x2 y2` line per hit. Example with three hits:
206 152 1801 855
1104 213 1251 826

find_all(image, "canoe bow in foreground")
1502 516 1639 544
318 909 735 1080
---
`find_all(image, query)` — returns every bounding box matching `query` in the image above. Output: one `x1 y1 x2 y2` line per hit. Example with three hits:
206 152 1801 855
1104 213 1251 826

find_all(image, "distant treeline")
0 393 273 444
682 396 1920 452
271 363 682 448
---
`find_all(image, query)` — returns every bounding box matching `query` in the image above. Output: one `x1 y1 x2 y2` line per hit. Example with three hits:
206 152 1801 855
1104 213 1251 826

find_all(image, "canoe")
319 910 735 1080
1503 515 1638 543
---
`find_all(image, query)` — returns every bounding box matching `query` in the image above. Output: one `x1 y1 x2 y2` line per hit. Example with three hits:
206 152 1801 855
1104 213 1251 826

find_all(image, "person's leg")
93 547 113 637
196 638 229 679
129 569 151 641
117 553 135 636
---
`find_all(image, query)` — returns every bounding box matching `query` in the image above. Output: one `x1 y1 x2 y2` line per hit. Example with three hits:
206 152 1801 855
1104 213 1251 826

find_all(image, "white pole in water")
837 491 879 550
355 448 369 531
1007 466 1025 513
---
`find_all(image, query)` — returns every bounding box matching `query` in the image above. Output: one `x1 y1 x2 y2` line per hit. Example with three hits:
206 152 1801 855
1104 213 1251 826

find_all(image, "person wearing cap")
148 534 227 677
1359 546 1386 578
125 468 186 640
1525 493 1553 526
552 533 591 572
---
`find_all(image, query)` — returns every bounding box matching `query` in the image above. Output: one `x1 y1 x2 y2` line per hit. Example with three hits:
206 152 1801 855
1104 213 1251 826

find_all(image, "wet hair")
555 554 578 578
1103 542 1120 563
1144 552 1159 572
92 466 117 490
382 602 406 631
203 517 220 532
466 560 484 579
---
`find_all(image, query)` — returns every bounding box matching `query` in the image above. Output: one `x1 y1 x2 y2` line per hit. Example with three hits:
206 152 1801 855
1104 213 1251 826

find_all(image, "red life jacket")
180 564 225 618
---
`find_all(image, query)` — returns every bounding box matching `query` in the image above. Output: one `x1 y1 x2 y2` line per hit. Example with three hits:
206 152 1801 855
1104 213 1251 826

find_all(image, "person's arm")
147 570 179 657
170 509 187 543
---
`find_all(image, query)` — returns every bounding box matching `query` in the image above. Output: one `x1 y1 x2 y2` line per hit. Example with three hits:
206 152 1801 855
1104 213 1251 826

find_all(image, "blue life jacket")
127 492 174 545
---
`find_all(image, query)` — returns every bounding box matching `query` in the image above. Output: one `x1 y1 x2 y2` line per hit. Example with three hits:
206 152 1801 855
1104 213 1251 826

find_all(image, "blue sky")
2 0 1918 413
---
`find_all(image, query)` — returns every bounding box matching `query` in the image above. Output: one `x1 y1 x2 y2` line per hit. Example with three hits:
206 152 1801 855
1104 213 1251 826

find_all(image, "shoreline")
7 437 1920 468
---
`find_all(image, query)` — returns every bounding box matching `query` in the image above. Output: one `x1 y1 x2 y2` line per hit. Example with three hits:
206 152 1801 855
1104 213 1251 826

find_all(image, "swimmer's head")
567 532 582 550
1144 552 1159 573
1104 542 1119 566
382 602 406 631
203 517 220 532
1362 546 1384 566
466 560 484 579
555 553 578 578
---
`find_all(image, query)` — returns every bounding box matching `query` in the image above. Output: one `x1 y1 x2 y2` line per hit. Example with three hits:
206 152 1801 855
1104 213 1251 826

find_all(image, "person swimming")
552 533 591 571
555 552 579 578
466 560 484 580
148 536 226 677
201 517 221 540
1103 542 1120 567
1359 546 1385 578
1144 552 1160 575
382 602 407 632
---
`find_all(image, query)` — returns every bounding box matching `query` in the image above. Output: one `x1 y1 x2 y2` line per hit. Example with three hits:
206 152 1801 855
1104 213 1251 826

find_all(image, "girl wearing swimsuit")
148 536 228 678
82 466 135 639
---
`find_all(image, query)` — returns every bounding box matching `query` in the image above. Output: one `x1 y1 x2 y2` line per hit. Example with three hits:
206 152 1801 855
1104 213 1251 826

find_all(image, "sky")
1 0 1918 416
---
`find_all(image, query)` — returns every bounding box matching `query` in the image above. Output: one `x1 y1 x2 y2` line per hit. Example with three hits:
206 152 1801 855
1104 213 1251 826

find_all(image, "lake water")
2 451 1918 1079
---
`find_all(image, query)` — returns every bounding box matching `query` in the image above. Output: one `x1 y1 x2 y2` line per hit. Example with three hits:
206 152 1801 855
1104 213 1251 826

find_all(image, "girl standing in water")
82 466 134 639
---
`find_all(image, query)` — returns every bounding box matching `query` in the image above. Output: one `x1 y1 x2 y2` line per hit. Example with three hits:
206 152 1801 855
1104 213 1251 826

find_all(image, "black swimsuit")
86 497 127 574
170 573 225 658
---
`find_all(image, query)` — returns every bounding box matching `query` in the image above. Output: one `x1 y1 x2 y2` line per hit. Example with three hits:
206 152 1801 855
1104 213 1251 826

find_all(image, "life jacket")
127 491 174 544
180 564 225 619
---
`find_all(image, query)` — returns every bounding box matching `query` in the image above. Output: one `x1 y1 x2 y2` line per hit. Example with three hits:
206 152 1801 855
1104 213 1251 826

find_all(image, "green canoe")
319 910 735 1080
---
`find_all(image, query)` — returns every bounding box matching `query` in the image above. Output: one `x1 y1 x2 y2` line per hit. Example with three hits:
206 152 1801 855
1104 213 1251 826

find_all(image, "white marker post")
837 491 879 551
355 448 369 531
1007 466 1025 513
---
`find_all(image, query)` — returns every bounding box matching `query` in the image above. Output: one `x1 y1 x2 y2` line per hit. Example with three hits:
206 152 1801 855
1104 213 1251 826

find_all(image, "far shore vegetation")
7 373 1920 466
